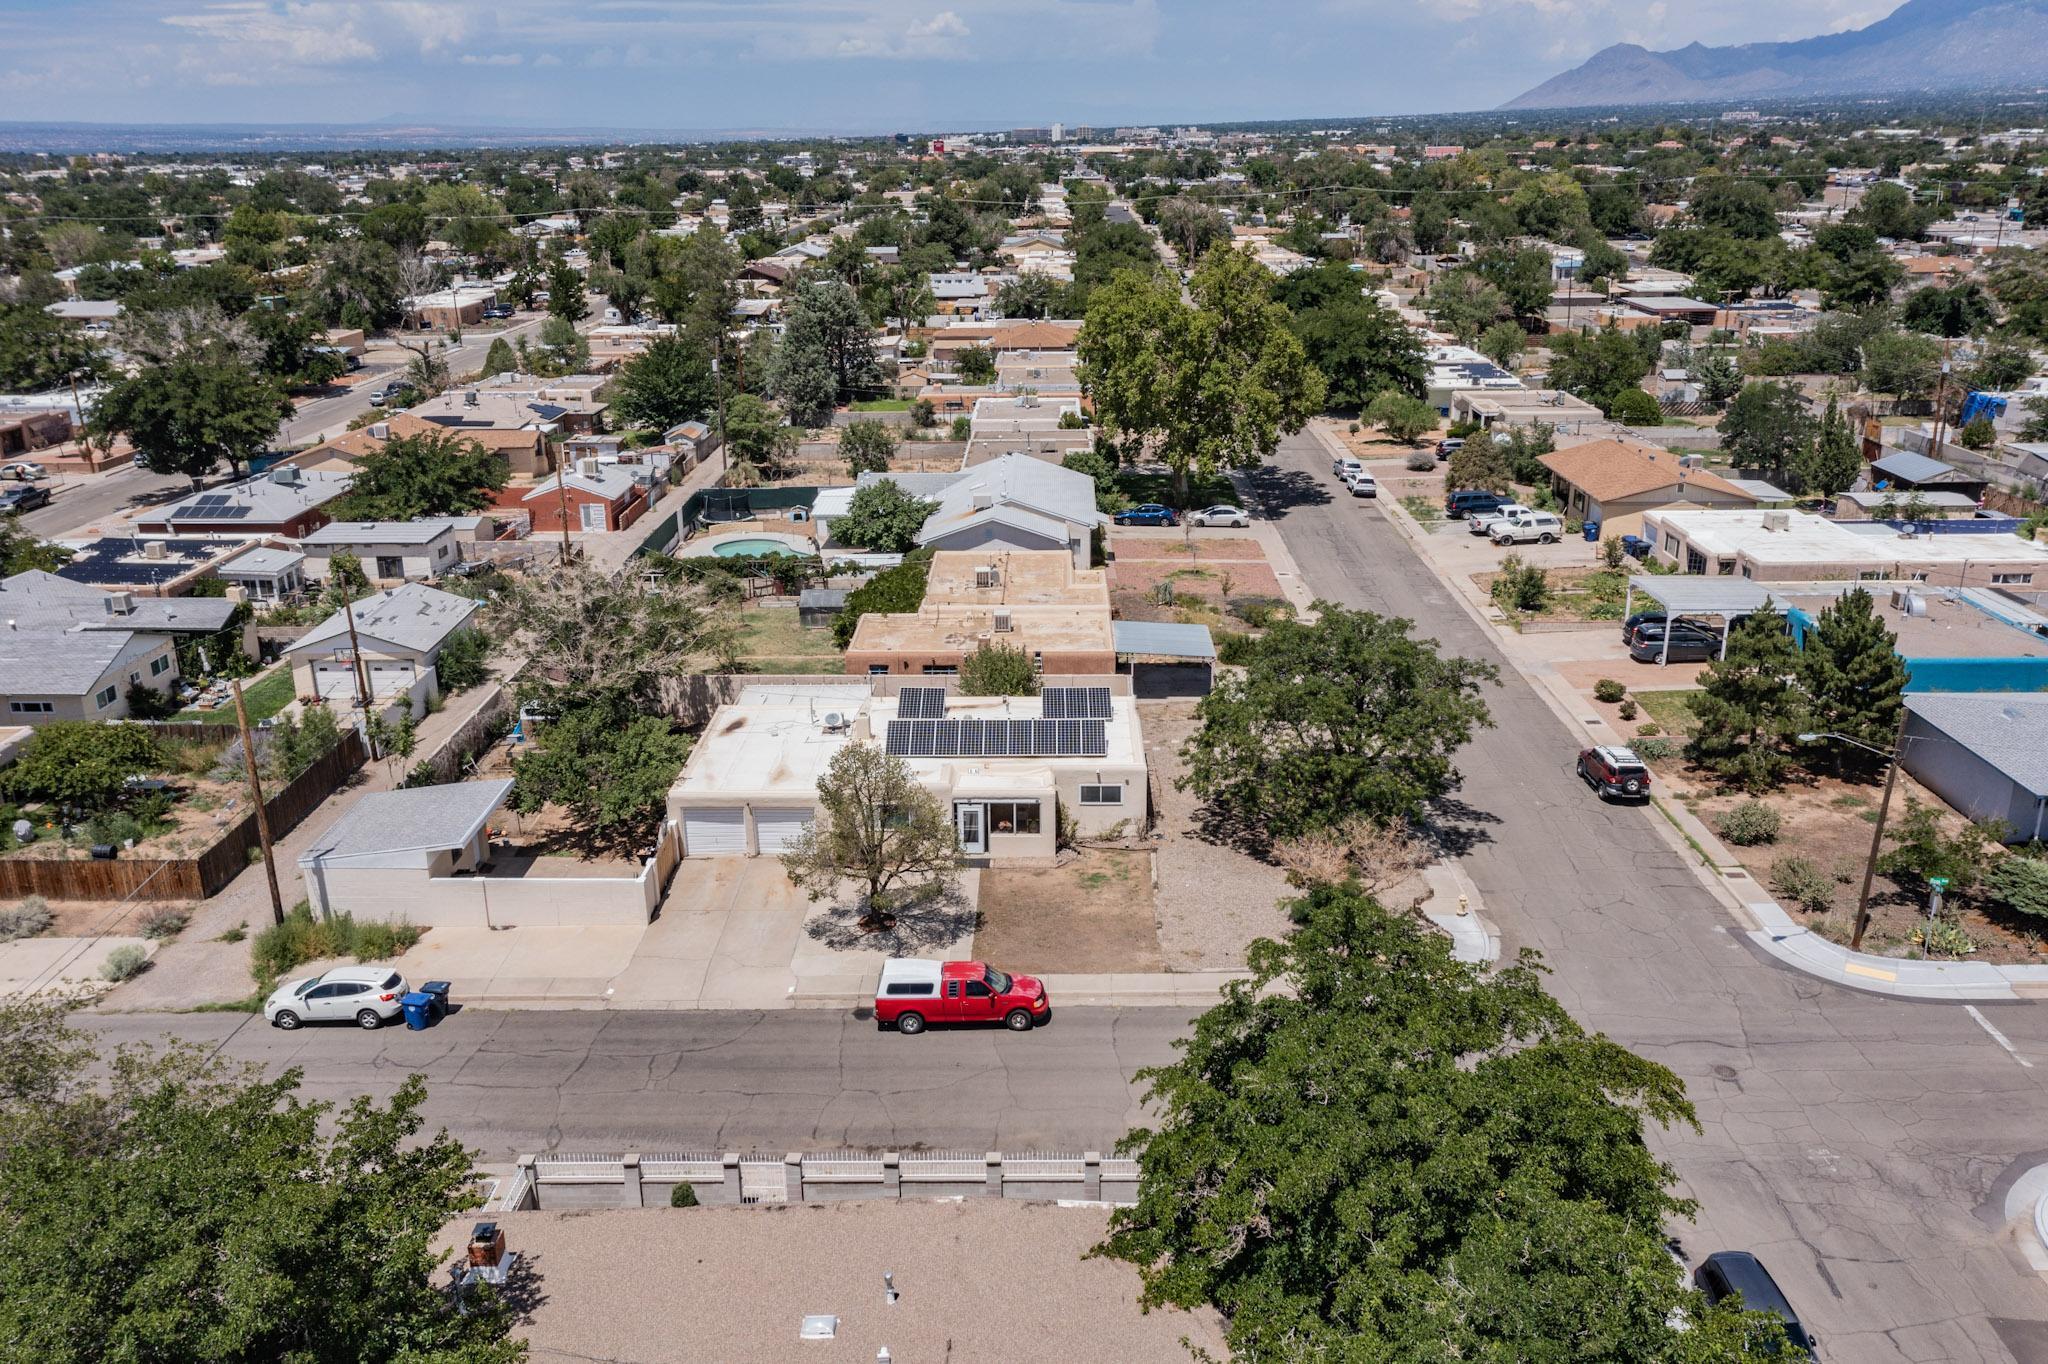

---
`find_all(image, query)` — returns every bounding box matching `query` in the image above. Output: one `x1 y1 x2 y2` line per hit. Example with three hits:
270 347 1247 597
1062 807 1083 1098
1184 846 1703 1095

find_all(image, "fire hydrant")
1457 894 1470 917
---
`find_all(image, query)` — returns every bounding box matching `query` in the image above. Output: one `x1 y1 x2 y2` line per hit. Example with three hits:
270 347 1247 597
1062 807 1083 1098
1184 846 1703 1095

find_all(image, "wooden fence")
0 730 366 903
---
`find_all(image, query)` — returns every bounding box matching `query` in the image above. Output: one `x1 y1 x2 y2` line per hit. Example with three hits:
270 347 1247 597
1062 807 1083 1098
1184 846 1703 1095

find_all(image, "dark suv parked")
1627 618 1722 664
1576 746 1651 801
1695 1252 1818 1359
1443 490 1512 520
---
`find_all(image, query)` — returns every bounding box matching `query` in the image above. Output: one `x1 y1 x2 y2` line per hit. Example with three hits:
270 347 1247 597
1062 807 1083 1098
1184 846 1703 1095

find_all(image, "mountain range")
1503 0 2048 109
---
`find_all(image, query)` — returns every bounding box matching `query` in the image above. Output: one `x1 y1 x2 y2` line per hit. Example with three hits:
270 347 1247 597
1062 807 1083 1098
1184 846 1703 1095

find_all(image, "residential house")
56 536 258 597
1449 388 1604 432
1777 583 2048 695
0 406 72 458
662 419 722 467
0 571 236 723
1427 345 1522 414
1537 440 1759 539
1900 692 2048 843
486 463 654 534
825 452 1102 569
1638 508 2048 588
135 467 354 539
281 581 481 719
668 678 1148 862
297 518 478 583
844 550 1115 677
403 284 499 330
214 546 307 603
1869 450 1988 502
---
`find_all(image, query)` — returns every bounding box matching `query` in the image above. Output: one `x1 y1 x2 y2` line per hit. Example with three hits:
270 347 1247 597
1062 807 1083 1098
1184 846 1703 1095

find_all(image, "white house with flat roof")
1640 508 2048 589
297 518 475 583
668 679 1146 863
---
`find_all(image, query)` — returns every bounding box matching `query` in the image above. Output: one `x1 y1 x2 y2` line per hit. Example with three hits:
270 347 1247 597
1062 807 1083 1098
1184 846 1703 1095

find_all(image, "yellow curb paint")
1844 962 1898 982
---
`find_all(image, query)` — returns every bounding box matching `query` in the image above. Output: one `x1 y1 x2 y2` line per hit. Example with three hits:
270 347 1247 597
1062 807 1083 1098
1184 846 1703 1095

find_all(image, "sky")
0 0 1905 131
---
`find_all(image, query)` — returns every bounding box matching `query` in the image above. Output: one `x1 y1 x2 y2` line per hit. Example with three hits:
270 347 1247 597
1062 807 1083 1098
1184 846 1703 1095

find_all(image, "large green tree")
1685 607 1806 793
1718 381 1814 479
0 304 103 391
772 277 883 426
1547 324 1659 411
830 481 935 553
1794 587 1908 775
1274 259 1426 410
1794 396 1864 499
91 342 292 485
326 430 508 522
0 998 524 1364
1099 884 1790 1363
608 332 715 433
512 706 691 848
779 744 962 924
1180 604 1496 840
1080 244 1325 503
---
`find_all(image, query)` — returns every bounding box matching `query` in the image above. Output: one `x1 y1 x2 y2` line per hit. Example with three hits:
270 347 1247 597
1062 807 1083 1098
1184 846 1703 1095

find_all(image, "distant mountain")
1503 0 2048 109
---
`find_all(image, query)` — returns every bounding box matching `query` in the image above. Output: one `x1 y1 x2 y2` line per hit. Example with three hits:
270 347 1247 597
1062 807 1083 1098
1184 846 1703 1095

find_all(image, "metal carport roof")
1624 576 1779 618
1112 620 1217 659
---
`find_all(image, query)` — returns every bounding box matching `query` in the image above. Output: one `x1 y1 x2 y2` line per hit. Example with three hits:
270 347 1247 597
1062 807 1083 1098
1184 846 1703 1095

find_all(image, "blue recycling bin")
399 992 434 1030
421 980 451 1020
1582 520 1601 542
1621 534 1652 560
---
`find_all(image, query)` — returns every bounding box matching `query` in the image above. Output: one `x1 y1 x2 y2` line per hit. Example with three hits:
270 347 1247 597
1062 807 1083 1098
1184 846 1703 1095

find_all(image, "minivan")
1444 490 1512 520
1628 618 1723 664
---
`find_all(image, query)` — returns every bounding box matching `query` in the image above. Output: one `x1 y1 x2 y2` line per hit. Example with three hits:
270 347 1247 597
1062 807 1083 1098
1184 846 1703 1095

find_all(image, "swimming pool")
709 537 807 559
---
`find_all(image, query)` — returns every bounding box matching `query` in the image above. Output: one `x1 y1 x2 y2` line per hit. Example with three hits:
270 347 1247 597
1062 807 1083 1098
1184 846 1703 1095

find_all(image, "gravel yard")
1141 699 1295 969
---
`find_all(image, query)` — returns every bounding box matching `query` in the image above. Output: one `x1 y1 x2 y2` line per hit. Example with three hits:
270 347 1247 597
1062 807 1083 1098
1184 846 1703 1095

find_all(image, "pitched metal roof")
153 470 353 525
284 582 479 657
1906 692 2048 797
299 519 462 546
0 622 163 694
1871 451 1962 485
298 779 513 866
1112 620 1218 659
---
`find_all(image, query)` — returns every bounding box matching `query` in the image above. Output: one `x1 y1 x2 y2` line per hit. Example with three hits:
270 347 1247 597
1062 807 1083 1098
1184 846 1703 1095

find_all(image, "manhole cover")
1711 1064 1738 1081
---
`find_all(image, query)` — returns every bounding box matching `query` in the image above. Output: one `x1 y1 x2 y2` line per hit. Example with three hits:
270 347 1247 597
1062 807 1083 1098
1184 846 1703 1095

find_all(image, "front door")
954 802 986 855
579 502 607 531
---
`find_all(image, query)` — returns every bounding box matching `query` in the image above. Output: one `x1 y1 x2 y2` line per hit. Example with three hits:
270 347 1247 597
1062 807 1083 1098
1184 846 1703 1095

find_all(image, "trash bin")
1622 534 1652 560
399 992 434 1030
421 980 451 1020
1583 520 1601 542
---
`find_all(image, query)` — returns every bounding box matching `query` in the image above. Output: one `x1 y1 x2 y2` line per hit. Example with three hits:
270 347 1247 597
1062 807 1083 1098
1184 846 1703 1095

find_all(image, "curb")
1358 438 2046 1003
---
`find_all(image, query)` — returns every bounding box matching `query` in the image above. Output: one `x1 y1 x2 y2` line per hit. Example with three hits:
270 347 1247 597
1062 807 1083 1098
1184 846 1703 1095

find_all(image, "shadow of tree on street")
1420 797 1501 858
803 882 981 954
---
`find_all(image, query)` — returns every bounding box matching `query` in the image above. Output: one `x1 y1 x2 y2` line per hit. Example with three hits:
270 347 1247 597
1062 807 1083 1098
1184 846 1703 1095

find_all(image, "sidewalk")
1358 419 2048 1003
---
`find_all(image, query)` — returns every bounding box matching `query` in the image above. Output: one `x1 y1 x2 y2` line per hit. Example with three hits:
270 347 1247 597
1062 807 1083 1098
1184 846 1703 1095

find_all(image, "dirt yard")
974 848 1163 973
1107 534 1286 626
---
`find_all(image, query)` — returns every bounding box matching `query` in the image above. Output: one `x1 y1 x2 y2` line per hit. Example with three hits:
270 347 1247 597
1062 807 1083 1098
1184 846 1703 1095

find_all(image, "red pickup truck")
874 959 1051 1034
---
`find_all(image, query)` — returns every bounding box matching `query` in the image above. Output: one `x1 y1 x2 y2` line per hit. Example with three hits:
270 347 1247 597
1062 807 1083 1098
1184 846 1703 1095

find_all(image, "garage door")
312 660 358 700
683 807 747 857
752 808 812 855
368 661 415 694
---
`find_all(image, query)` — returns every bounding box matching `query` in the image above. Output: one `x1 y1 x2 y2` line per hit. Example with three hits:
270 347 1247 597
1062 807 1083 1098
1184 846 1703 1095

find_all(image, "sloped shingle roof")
1539 440 1753 505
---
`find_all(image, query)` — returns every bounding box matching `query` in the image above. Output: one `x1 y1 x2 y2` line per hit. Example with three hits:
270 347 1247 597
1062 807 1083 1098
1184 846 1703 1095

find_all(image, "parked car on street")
482 305 515 319
1114 503 1179 527
1436 437 1465 461
1187 504 1251 528
264 965 410 1030
1627 617 1723 664
1468 502 1532 535
1444 490 1512 520
1694 1252 1819 1359
0 461 47 481
1576 745 1652 801
1345 471 1378 498
874 959 1051 1034
1488 511 1566 545
0 484 52 513
1333 457 1365 483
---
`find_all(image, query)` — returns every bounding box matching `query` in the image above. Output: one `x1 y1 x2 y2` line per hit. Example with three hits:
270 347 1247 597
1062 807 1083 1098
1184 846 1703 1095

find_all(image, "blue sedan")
1113 503 1180 526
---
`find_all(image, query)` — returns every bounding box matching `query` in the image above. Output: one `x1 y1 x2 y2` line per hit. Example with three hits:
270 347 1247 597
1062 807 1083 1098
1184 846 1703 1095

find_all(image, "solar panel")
1033 719 1058 755
898 686 947 720
884 720 913 755
1081 718 1107 757
890 715 1107 759
1042 686 1112 720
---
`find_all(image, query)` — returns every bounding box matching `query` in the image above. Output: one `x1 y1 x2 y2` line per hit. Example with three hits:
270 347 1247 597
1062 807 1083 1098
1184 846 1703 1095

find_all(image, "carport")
1622 576 1777 664
1113 620 1216 698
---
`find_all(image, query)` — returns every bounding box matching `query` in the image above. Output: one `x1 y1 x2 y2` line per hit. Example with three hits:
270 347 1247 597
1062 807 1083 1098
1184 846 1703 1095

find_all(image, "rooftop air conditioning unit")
975 565 998 588
1762 511 1790 532
971 492 995 509
463 389 479 407
1890 586 1912 611
269 465 303 487
141 541 168 560
368 423 390 440
102 591 134 616
1678 454 1704 470
993 608 1013 633
577 458 603 477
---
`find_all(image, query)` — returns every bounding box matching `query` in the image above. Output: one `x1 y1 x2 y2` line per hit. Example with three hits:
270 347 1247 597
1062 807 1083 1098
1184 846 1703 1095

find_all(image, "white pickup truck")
1468 502 1533 536
1489 511 1567 545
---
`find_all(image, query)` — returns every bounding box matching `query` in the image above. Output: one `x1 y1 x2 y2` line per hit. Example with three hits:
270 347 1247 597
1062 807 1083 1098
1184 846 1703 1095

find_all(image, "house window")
921 664 957 676
1032 651 1044 674
1993 572 2035 585
868 664 890 676
1716 559 1736 576
9 701 52 714
1858 570 1891 582
437 545 449 559
1685 548 1707 575
150 655 172 677
376 556 404 579
94 685 117 709
1079 784 1123 806
984 801 1041 836
1663 533 1679 555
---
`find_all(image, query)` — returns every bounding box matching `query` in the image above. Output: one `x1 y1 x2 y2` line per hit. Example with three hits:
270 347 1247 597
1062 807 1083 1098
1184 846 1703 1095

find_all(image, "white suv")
1489 511 1566 545
265 965 410 1030
1468 502 1532 536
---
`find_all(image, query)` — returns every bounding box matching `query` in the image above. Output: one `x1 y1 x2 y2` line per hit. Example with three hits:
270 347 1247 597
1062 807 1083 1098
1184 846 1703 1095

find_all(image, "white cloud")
458 51 522 65
907 10 970 40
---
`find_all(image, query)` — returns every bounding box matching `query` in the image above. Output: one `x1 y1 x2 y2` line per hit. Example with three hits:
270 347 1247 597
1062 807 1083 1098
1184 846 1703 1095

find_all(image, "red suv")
875 959 1051 1034
1576 745 1652 801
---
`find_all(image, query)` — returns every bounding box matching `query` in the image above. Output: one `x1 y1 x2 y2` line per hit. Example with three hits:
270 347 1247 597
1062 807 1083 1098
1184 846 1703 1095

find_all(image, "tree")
91 346 292 485
1966 339 2037 392
1685 607 1806 792
1080 245 1325 503
0 513 72 575
1274 260 1426 410
1548 324 1658 410
1850 181 1930 241
832 552 931 648
1861 328 1942 401
545 257 588 323
1794 587 1907 775
1987 250 2048 342
1901 282 1995 338
953 345 996 386
1795 396 1864 499
959 643 1039 696
722 392 798 480
1477 321 1525 371
0 303 103 391
839 419 898 476
1878 798 1999 896
1448 434 1514 493
1606 387 1663 425
512 707 691 847
1366 389 1437 444
772 277 883 425
994 272 1060 320
325 430 507 522
0 1003 525 1364
780 744 962 924
1960 414 1999 450
403 345 451 399
608 332 715 433
1689 177 1782 239
1180 604 1496 841
831 481 935 553
1697 353 1742 406
1424 271 1506 345
1156 197 1228 263
1469 245 1555 323
479 336 518 377
433 627 491 693
504 565 713 714
4 721 161 813
1719 381 1814 478
1098 883 1789 1363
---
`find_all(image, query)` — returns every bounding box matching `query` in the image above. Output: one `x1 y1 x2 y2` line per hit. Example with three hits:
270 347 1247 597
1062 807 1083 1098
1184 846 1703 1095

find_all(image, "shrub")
949 415 971 441
1987 854 2048 920
0 898 53 942
1600 537 1626 571
1631 737 1676 761
1716 800 1782 847
1593 678 1624 702
1405 451 1434 472
1637 723 1661 737
1490 554 1548 613
1214 630 1256 665
1348 422 1361 435
1910 919 1977 957
251 903 422 986
101 944 149 982
669 1183 700 1208
124 682 180 720
958 642 1039 697
137 906 191 941
1958 414 1998 450
1617 699 1638 721
435 627 492 693
1228 596 1291 629
1770 855 1833 912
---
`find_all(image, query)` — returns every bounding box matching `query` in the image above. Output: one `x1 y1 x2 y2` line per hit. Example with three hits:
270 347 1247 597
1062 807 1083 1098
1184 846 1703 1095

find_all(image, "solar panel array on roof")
180 495 251 520
896 686 948 719
1040 685 1112 720
883 717 1107 759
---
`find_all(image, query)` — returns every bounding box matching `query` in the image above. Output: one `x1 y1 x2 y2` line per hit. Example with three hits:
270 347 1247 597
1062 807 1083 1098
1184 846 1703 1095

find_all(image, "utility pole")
1927 338 1954 456
713 347 728 481
340 586 374 760
553 437 574 562
232 678 285 927
1849 704 1913 952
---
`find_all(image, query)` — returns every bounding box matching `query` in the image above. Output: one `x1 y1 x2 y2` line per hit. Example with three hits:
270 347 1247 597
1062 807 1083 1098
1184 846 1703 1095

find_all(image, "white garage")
751 808 813 855
682 807 747 857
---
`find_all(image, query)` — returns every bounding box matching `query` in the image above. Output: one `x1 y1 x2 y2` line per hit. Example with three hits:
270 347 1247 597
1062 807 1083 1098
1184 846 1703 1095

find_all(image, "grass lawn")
1399 495 1444 526
1628 689 1700 738
173 664 296 725
734 606 842 661
1115 468 1238 510
849 399 912 412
